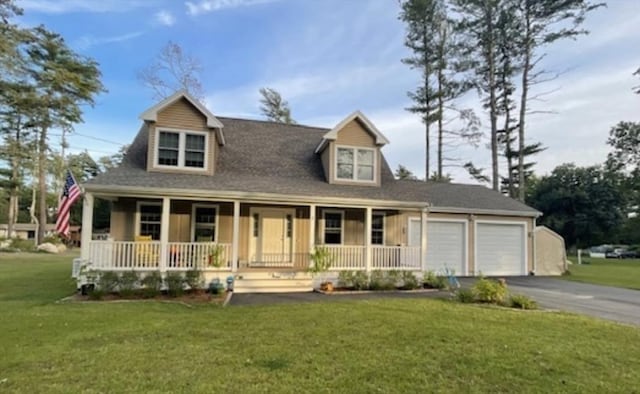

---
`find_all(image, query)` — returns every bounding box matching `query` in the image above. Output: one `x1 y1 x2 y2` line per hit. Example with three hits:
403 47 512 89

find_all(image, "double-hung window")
336 146 375 182
138 203 162 240
323 211 343 244
371 213 384 245
156 129 207 170
193 205 217 242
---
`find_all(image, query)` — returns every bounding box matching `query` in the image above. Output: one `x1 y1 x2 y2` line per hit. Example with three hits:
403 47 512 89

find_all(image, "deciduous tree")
138 41 204 101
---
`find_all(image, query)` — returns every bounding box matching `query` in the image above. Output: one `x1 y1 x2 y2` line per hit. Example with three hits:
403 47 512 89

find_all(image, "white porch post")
231 200 240 272
308 204 316 266
365 207 372 273
80 192 94 261
159 197 170 274
420 207 428 272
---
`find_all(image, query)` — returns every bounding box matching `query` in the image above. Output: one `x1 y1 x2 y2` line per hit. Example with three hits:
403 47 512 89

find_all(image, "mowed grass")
564 257 640 290
1 254 639 393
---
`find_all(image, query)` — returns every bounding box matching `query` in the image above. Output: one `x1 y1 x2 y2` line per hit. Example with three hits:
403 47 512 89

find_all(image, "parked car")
605 249 637 259
605 250 623 259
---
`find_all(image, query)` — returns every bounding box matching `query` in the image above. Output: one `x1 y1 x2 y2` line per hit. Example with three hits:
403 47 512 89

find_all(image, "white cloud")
73 31 143 51
185 0 278 16
20 0 150 14
154 10 176 27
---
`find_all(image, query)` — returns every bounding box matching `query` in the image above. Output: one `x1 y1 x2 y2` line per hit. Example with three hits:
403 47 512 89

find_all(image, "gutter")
83 184 430 210
428 206 541 218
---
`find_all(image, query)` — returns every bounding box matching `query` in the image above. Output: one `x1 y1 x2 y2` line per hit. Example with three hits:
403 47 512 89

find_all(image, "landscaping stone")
56 243 67 253
37 243 59 254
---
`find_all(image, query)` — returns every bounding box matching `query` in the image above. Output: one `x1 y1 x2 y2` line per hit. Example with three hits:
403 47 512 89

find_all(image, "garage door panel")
427 221 466 275
476 223 525 276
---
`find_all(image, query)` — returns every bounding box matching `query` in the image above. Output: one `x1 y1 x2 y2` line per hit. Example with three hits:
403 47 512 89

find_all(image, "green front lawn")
564 257 640 290
1 253 639 393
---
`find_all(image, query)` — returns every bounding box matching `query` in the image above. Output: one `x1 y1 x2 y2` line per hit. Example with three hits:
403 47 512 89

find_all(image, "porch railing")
88 241 232 270
322 245 366 270
372 246 421 270
167 242 232 270
89 241 161 270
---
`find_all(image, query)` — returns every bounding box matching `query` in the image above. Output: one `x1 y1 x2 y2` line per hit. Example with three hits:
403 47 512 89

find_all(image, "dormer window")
155 128 208 170
336 146 375 182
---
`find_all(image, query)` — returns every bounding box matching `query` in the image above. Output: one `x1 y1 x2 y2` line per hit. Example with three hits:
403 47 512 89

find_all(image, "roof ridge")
216 116 330 131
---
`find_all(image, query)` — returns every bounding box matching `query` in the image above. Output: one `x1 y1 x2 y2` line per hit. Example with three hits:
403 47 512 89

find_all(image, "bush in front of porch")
336 270 423 291
83 268 222 301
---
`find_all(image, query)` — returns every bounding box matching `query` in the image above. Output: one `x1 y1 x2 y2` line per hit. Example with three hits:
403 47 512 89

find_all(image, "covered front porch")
80 193 428 277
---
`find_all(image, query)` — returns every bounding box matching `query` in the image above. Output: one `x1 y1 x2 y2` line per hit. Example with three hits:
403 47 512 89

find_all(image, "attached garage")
425 220 467 276
475 221 527 276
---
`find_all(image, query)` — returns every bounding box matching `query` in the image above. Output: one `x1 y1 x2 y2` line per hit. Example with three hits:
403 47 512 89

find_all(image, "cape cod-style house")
77 91 548 292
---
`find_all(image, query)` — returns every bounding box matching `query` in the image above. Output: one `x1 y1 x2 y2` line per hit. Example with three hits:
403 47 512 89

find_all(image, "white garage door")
476 222 526 276
426 221 466 276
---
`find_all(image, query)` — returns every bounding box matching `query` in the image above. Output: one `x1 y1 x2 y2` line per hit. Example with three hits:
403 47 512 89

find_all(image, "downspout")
531 217 537 276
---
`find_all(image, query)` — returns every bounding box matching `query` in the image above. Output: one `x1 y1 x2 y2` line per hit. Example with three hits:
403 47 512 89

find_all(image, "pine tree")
259 88 295 124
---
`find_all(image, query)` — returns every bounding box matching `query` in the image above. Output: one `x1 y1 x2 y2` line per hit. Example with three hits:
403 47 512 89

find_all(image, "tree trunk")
517 5 532 202
37 126 47 244
487 12 499 191
437 28 446 180
423 30 431 182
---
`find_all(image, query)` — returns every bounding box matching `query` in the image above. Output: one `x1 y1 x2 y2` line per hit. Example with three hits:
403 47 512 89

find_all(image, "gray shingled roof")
85 117 539 215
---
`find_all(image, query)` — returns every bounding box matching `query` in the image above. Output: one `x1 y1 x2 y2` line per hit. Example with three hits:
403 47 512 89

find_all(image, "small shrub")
562 270 572 276
472 277 507 304
508 294 538 310
165 272 185 297
455 288 475 303
140 272 163 298
98 271 119 293
185 268 203 291
9 238 36 252
387 270 401 288
88 289 105 301
338 270 355 288
351 271 369 290
423 270 447 289
119 271 139 297
42 234 62 245
400 271 420 290
369 270 396 291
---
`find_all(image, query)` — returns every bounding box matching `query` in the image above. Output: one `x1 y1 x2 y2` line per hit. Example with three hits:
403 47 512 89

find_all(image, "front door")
250 208 294 266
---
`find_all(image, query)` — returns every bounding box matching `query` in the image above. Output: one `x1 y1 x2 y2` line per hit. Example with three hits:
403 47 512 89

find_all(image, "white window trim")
473 219 528 276
191 203 219 243
135 201 163 239
154 127 209 172
334 144 377 184
322 209 344 245
371 212 385 245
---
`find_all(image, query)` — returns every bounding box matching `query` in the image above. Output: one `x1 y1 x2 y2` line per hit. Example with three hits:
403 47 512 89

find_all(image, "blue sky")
16 0 640 181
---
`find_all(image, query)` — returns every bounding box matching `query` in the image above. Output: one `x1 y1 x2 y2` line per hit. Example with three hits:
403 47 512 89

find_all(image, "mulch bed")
61 290 227 305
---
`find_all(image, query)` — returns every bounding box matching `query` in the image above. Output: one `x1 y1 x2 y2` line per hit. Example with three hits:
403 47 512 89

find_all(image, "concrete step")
235 271 312 280
233 274 314 294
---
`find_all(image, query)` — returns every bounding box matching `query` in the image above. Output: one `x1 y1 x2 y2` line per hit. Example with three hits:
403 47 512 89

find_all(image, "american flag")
55 170 82 237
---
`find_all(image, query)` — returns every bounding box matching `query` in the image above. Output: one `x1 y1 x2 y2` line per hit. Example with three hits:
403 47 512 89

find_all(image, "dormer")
140 91 225 175
315 111 389 186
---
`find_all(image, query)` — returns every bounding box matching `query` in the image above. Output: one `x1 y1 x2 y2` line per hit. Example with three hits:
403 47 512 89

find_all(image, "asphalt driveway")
498 277 640 326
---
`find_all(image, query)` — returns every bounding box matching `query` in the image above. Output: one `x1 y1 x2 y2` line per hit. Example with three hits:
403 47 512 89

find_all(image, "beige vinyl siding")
157 97 209 130
334 119 377 147
109 198 138 241
320 147 331 181
146 97 217 175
